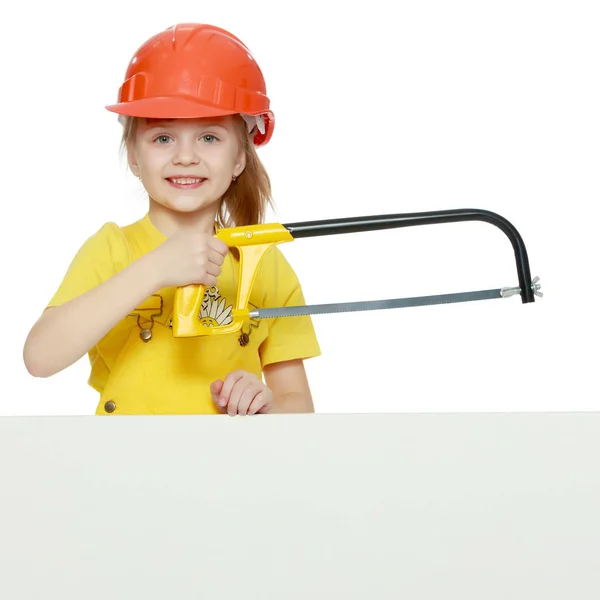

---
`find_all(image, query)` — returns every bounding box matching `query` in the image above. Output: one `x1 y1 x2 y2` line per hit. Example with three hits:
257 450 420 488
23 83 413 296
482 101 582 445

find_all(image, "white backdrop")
3 0 598 415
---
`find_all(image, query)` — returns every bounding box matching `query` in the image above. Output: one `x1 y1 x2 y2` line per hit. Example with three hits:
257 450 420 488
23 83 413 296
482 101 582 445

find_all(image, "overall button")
104 400 116 413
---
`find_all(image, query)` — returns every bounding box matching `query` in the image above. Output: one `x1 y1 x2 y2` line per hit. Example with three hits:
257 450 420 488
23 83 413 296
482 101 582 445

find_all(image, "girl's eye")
201 134 217 143
154 135 172 144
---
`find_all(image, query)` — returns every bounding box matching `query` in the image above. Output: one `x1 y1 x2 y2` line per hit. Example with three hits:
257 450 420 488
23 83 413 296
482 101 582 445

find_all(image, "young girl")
22 23 321 416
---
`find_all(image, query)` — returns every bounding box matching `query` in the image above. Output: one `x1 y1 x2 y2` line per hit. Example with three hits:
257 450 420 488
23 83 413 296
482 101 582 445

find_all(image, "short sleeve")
46 222 131 308
258 246 321 367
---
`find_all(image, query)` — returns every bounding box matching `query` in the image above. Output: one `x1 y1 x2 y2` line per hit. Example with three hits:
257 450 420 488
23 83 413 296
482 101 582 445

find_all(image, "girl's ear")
233 149 247 179
127 146 141 178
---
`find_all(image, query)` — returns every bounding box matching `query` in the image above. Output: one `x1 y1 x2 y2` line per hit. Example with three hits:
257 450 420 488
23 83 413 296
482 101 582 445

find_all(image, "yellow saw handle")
172 223 294 337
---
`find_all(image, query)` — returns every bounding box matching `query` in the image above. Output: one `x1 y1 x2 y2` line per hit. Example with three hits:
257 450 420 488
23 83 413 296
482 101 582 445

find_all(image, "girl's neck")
148 199 218 237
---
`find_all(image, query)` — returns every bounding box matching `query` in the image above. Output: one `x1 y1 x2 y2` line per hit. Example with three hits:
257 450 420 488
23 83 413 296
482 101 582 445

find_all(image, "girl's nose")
172 142 200 165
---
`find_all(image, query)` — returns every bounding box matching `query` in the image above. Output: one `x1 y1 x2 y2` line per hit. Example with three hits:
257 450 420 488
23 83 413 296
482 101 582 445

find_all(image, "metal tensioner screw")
501 276 543 299
500 286 521 298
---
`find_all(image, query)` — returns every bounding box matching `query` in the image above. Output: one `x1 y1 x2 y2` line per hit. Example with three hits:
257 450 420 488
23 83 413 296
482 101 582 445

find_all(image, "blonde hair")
119 115 273 228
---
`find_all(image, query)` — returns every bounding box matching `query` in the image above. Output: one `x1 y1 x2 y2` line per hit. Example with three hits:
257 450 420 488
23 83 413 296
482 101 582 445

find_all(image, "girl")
22 23 321 416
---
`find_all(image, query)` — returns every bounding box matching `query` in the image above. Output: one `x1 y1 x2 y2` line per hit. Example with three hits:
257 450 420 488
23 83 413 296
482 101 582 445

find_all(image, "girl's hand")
150 229 229 289
210 371 273 416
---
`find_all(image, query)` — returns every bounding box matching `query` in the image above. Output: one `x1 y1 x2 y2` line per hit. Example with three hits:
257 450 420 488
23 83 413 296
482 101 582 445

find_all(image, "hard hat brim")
105 97 274 146
105 97 252 120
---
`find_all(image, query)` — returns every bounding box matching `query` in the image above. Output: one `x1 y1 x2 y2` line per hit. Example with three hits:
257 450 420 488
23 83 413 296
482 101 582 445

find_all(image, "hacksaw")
171 208 542 338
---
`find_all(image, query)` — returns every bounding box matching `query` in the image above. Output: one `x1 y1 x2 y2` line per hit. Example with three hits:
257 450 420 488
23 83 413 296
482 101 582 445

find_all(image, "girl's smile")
165 176 208 190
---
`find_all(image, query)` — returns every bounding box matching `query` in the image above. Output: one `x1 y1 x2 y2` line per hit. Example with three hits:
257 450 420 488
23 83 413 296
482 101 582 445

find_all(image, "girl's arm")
24 226 229 379
23 251 163 378
263 359 315 413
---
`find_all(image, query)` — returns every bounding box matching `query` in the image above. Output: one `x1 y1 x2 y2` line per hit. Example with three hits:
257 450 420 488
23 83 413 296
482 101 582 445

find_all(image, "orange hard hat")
105 23 274 146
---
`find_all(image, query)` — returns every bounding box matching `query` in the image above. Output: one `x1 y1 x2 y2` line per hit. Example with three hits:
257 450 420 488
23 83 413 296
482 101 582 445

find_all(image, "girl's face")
128 116 246 215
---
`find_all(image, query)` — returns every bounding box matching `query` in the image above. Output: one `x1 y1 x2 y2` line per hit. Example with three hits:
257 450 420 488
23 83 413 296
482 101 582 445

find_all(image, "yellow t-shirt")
47 213 321 415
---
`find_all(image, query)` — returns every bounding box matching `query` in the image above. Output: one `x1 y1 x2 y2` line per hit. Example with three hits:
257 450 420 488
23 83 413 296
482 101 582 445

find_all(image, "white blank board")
1 413 599 599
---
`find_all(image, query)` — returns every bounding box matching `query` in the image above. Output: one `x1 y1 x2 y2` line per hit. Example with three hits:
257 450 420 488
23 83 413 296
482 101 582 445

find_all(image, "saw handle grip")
173 283 207 336
171 224 294 338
